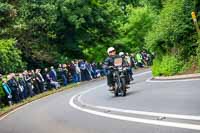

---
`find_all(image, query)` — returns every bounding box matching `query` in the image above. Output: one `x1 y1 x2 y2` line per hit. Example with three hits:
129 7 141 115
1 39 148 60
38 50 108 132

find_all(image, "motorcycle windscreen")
114 57 123 67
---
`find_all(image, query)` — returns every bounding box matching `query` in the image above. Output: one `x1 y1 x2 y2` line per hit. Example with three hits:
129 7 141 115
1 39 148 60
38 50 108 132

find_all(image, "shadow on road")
126 90 141 96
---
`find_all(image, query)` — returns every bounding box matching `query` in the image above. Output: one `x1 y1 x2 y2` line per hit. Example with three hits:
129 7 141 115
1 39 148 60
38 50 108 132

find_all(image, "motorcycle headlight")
118 67 123 71
123 67 127 71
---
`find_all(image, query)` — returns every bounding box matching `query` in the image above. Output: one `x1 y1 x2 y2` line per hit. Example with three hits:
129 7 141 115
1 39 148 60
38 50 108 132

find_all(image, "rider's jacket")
104 55 119 69
104 55 128 69
104 56 114 68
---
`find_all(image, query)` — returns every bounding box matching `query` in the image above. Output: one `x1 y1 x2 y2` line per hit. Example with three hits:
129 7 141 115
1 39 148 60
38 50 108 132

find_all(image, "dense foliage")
0 0 200 75
152 55 183 76
146 0 199 76
0 39 25 74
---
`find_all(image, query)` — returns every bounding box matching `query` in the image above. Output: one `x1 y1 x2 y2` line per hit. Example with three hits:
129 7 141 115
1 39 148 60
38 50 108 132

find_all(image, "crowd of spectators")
0 60 106 107
122 50 154 69
0 51 153 108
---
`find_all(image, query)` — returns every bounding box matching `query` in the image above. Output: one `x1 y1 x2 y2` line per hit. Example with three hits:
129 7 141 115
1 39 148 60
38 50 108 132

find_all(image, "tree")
145 0 195 57
115 6 157 53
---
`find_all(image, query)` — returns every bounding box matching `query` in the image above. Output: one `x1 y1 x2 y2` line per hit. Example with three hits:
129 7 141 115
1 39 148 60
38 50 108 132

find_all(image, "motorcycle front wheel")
121 78 126 96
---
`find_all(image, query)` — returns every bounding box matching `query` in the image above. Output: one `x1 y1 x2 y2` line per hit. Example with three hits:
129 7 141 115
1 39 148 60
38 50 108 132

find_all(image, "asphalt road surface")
1 70 200 133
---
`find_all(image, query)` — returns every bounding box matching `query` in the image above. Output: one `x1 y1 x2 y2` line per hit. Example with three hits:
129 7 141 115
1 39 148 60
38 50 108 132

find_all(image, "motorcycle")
111 56 129 97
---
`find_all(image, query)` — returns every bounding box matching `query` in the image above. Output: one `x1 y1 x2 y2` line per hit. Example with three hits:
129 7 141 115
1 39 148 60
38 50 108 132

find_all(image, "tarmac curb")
153 73 200 80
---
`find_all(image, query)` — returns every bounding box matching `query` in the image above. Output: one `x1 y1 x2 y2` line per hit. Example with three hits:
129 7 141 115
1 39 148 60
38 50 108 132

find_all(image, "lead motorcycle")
110 56 129 97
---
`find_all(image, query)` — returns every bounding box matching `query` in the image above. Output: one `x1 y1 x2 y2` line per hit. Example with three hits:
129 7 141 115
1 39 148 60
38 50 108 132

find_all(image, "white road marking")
69 71 200 131
70 94 200 131
95 106 200 121
77 86 200 121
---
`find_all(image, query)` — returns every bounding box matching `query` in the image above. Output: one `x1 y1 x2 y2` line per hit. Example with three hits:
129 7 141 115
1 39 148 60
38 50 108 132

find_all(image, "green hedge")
0 80 5 106
197 39 200 71
0 81 5 97
152 55 183 76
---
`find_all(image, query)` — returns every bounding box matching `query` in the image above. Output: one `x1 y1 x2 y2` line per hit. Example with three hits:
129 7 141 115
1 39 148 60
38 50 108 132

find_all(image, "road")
0 70 200 133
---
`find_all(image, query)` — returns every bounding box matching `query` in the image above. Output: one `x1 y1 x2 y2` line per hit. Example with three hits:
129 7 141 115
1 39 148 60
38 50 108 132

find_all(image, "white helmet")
107 47 115 54
119 52 124 56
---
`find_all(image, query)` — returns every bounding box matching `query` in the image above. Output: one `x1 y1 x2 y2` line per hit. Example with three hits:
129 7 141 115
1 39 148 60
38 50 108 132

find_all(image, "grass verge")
0 83 79 117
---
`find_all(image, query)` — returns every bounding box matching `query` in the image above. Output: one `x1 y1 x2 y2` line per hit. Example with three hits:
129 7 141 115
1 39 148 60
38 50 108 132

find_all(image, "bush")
181 56 198 73
197 40 200 71
0 80 5 107
152 55 183 76
0 39 26 74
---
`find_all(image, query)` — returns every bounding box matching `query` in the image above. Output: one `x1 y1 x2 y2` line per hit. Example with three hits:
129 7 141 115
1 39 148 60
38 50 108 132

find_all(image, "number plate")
114 57 122 66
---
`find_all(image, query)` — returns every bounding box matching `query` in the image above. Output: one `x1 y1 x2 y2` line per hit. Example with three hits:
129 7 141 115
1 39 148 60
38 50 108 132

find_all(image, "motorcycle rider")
125 53 134 81
119 52 132 84
104 48 129 91
104 47 117 91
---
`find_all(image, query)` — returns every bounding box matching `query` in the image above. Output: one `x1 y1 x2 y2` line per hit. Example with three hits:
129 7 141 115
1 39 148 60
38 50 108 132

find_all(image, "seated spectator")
49 66 57 81
46 74 60 89
35 69 46 92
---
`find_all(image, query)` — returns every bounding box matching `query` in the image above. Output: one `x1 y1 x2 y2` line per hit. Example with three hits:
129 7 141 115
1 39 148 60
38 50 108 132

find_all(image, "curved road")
0 70 200 133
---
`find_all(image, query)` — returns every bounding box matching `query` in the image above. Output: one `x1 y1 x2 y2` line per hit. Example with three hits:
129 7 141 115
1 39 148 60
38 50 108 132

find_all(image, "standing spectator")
0 74 3 108
57 64 63 82
42 68 48 82
2 78 12 106
69 61 79 83
147 53 153 66
97 62 106 77
75 60 81 82
58 64 67 86
141 50 148 66
22 72 29 98
130 53 137 69
49 66 57 81
85 61 93 80
18 73 27 99
7 74 20 103
31 70 40 94
136 52 144 68
91 62 97 79
42 68 51 90
62 64 69 84
24 71 35 97
79 60 89 81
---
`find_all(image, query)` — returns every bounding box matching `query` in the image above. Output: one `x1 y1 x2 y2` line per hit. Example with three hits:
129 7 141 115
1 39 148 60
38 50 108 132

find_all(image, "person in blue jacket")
2 78 12 106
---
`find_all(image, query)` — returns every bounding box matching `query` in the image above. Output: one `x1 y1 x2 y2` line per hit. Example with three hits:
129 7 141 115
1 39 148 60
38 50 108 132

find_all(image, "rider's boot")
126 85 130 90
108 86 115 91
